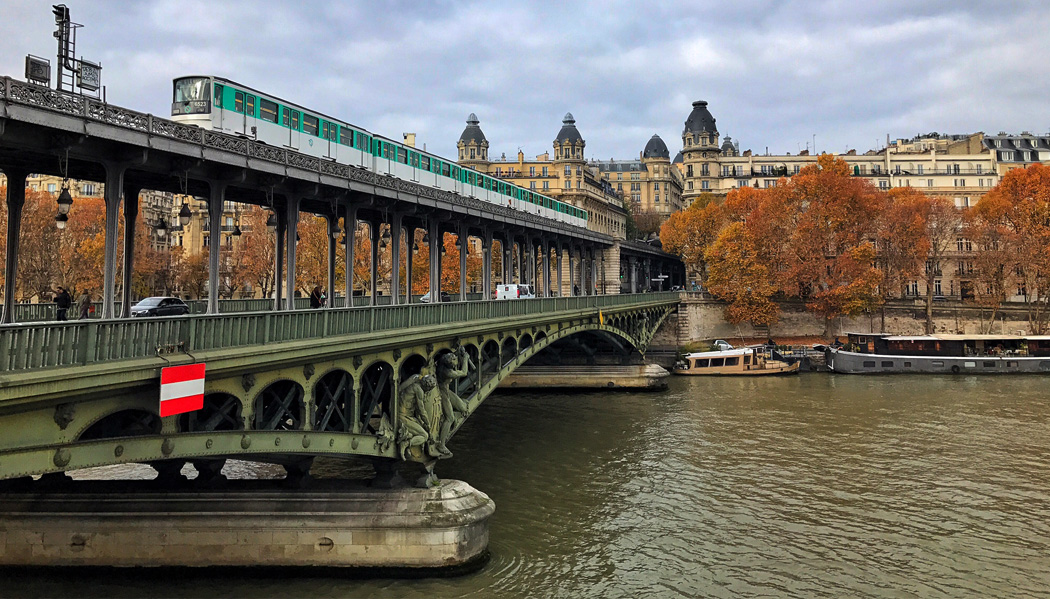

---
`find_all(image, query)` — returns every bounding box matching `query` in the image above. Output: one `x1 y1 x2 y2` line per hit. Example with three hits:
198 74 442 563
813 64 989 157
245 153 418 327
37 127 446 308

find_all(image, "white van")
495 284 535 300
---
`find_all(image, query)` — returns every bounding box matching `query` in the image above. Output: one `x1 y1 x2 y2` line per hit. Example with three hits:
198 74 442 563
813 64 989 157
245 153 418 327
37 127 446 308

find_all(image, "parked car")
712 339 733 351
495 284 535 300
130 296 190 317
419 291 451 303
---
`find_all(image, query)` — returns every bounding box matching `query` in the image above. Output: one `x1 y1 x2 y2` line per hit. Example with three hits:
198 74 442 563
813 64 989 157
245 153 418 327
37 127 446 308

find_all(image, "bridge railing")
5 294 496 323
0 293 679 371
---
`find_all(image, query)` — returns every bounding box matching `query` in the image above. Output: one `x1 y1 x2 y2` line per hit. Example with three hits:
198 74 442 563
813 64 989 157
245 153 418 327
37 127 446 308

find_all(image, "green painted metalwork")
0 293 678 481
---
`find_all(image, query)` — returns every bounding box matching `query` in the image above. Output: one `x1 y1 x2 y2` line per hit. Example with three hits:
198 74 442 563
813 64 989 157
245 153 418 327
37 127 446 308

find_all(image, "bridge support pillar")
119 184 142 317
207 182 227 314
428 219 440 302
1 169 26 324
390 213 402 305
326 213 337 309
405 224 413 304
541 239 551 298
482 230 492 300
284 194 301 311
370 220 380 306
344 207 356 307
591 248 599 295
502 240 512 286
556 243 564 297
524 238 534 291
101 163 127 320
459 223 468 301
274 207 285 311
628 256 637 294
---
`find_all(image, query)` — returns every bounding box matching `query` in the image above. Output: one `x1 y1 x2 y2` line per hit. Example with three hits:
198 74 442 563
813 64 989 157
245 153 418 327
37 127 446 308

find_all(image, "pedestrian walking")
54 286 71 321
77 289 91 319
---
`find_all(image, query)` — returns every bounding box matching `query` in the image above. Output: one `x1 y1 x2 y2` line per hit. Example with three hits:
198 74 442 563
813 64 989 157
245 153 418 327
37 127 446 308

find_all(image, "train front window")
173 77 209 103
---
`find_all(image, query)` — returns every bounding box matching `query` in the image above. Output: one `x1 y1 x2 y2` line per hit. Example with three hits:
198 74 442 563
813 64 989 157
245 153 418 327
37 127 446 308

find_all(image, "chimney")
518 150 524 163
743 150 752 157
403 133 416 148
846 149 857 155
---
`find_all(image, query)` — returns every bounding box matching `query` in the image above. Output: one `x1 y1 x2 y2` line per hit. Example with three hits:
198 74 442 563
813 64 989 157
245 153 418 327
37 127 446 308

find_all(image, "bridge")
0 292 678 483
0 76 685 327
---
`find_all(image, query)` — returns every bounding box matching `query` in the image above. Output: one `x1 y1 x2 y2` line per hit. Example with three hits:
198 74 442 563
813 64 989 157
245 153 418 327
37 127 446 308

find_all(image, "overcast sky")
3 1 1047 162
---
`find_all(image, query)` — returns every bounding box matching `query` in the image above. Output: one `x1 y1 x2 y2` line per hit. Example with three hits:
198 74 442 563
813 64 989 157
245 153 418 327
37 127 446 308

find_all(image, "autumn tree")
782 155 884 330
704 221 780 325
660 197 725 287
968 164 1050 333
178 248 209 299
236 206 277 298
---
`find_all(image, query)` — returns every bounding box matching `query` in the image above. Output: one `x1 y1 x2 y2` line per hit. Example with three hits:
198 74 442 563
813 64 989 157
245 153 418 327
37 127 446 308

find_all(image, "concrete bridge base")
0 480 493 570
499 363 669 390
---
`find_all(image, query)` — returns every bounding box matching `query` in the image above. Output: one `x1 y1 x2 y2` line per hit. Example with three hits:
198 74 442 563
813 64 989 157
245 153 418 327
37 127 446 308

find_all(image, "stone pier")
0 479 493 569
499 363 669 390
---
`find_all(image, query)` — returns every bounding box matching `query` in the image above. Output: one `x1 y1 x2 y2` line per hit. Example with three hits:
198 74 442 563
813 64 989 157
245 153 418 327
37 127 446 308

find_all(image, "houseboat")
826 332 1050 374
674 347 800 376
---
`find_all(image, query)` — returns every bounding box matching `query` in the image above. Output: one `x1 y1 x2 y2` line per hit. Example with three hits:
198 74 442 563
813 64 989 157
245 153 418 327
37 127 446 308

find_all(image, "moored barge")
827 332 1050 374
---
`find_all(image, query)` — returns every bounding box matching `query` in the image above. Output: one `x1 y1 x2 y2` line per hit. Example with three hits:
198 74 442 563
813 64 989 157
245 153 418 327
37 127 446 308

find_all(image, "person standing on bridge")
309 285 325 309
77 289 92 319
54 286 71 321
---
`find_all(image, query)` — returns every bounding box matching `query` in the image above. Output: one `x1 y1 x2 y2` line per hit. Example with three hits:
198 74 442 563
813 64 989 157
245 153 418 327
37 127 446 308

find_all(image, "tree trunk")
924 272 934 334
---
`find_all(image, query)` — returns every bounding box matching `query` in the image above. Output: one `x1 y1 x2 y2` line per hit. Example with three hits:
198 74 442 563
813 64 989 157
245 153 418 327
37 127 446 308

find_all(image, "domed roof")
458 113 487 145
684 100 717 135
643 134 670 159
721 135 735 153
672 151 683 164
555 112 584 145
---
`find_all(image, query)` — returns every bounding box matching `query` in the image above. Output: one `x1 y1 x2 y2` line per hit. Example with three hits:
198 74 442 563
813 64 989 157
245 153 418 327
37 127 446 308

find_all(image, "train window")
421 156 430 170
322 121 330 139
410 153 419 167
259 99 278 123
291 110 300 130
396 148 406 163
214 84 224 105
245 95 256 117
234 92 244 113
339 127 352 146
443 163 451 177
302 114 319 136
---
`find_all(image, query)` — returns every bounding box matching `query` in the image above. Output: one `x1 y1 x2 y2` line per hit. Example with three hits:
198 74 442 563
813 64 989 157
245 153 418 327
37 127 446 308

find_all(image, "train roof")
174 75 584 216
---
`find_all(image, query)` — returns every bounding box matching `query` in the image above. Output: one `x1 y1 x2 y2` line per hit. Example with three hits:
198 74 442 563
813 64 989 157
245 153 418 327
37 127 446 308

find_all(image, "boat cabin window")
711 358 725 367
882 361 893 367
693 359 709 368
725 357 739 366
863 361 876 368
744 355 751 365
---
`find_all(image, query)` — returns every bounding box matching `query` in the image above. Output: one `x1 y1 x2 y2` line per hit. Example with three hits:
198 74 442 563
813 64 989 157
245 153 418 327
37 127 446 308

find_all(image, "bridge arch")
358 360 394 435
312 369 353 433
181 392 244 433
252 379 305 431
78 409 161 441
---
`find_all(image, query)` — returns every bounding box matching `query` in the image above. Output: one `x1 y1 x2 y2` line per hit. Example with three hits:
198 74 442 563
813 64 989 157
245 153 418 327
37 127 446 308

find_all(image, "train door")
283 107 300 150
322 121 335 160
409 151 420 182
244 94 256 137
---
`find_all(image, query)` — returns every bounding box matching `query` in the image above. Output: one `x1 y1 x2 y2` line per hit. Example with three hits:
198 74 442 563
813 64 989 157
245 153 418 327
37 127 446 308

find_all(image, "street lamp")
54 213 68 230
178 202 191 227
56 185 73 216
266 211 277 233
155 218 168 238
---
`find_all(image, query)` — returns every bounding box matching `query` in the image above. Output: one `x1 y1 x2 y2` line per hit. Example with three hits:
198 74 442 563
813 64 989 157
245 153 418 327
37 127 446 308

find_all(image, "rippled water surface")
8 374 1050 598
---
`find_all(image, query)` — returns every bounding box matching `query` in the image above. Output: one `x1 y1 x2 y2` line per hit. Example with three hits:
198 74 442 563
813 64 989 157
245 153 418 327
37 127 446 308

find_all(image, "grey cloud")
0 0 1045 164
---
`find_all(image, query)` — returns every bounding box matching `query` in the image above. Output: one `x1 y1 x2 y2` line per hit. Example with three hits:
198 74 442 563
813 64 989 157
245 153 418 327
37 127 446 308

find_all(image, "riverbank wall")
676 296 1038 343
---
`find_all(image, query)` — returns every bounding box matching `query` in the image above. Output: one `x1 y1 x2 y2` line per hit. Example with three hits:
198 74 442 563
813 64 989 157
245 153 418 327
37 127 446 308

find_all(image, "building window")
917 164 924 174
686 165 693 177
764 180 775 188
879 180 889 189
543 181 549 190
530 167 535 176
701 164 709 176
976 164 982 174
530 182 536 190
793 165 800 174
687 181 694 190
907 281 918 296
631 173 639 180
565 180 571 189
654 182 660 191
928 179 934 187
701 180 710 190
82 183 95 195
542 167 548 176
617 173 622 180
47 183 56 193
935 280 942 295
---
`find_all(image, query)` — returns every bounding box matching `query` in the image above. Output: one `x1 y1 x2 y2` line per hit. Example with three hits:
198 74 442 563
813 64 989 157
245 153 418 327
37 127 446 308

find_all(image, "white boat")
674 347 800 376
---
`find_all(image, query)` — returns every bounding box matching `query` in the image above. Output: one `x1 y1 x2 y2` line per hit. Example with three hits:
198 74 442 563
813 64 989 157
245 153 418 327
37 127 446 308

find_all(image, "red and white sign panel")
160 363 206 417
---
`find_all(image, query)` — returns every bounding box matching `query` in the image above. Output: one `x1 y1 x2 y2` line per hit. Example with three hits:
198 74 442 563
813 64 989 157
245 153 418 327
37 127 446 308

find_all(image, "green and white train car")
171 76 589 228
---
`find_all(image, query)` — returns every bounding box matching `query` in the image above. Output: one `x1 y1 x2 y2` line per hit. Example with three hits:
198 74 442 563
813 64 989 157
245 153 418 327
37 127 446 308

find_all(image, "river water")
7 374 1050 598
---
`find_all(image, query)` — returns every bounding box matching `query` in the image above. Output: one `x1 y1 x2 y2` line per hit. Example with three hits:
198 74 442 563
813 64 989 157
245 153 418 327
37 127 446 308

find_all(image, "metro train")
170 76 589 228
